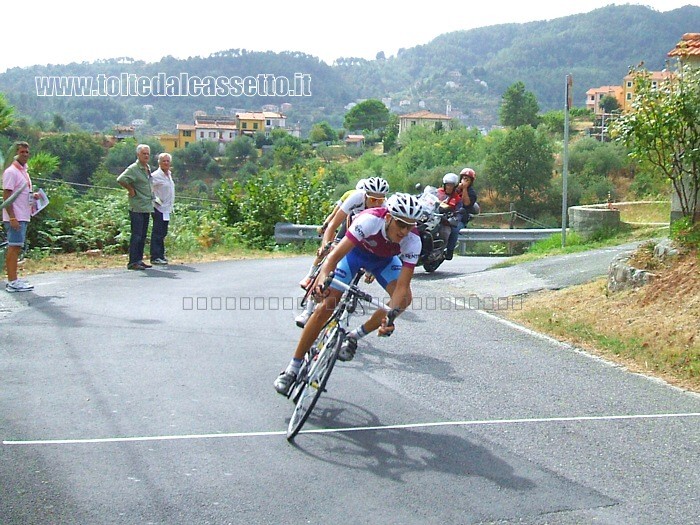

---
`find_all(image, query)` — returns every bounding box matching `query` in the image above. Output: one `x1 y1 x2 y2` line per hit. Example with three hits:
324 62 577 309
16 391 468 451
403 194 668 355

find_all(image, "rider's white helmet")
442 172 459 185
386 193 424 222
362 177 390 195
355 178 368 190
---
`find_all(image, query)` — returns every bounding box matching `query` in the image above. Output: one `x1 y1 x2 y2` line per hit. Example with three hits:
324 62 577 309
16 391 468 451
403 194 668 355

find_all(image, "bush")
217 164 334 249
671 217 700 250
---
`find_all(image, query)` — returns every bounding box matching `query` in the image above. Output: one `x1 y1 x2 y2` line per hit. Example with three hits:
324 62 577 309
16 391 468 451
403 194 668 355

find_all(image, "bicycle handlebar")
321 271 401 337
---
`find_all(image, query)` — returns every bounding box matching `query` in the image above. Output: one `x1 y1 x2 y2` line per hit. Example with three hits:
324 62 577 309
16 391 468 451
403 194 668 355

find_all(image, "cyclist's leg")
292 288 343 360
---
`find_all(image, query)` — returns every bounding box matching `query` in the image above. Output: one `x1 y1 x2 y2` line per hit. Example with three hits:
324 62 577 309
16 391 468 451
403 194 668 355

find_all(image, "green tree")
104 138 138 175
485 125 553 214
540 110 565 135
381 113 399 153
272 133 305 170
613 64 700 222
600 95 621 113
499 81 540 128
309 121 337 143
171 141 218 182
344 99 390 133
224 135 258 170
37 132 105 184
0 93 14 132
27 152 60 178
52 114 66 132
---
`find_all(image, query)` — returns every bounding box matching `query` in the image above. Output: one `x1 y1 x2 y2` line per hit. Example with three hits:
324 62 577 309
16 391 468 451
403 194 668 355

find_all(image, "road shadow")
14 292 85 326
289 397 535 491
351 341 464 383
136 264 199 279
413 268 467 281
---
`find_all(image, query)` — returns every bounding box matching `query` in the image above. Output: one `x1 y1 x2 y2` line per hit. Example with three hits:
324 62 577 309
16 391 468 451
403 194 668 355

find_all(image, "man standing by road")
149 152 175 265
117 144 153 270
2 141 34 292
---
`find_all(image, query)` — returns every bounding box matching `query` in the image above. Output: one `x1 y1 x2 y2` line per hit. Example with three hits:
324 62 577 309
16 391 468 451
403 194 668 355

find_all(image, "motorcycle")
415 185 454 273
414 185 480 273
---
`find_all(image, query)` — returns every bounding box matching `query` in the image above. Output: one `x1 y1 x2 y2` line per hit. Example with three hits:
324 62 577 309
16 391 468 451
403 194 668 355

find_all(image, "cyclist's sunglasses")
366 193 386 203
392 216 417 230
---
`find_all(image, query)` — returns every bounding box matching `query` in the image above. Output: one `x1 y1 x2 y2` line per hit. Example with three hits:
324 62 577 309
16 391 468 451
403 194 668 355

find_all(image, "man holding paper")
2 141 34 292
149 152 175 265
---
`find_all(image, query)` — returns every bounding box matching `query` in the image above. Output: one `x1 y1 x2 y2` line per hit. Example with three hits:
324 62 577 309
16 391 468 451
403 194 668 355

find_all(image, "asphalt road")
1 245 699 524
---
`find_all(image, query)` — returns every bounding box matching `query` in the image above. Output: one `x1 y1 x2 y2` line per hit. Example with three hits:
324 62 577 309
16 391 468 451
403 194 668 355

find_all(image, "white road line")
4 412 700 446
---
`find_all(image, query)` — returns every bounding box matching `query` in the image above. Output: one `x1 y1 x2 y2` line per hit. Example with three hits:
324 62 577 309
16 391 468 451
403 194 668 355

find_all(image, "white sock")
287 358 303 375
348 324 368 340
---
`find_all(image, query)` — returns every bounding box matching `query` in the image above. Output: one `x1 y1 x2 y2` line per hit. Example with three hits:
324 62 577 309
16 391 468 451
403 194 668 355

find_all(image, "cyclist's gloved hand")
378 317 395 337
312 270 333 301
378 307 400 337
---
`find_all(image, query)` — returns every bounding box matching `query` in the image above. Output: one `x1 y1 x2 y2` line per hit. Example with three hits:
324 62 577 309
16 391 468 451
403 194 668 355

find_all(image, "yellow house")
398 110 453 136
158 134 179 153
236 112 266 136
622 70 673 112
177 124 196 149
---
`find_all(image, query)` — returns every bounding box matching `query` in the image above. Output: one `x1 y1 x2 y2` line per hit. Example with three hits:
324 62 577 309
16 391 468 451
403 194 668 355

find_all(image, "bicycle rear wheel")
287 323 343 440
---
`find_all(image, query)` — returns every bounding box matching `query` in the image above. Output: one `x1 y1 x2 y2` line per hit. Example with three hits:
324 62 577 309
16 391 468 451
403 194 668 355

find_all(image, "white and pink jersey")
345 207 422 267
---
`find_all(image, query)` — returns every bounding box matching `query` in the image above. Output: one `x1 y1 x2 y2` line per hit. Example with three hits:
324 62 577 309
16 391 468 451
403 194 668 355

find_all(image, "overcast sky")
1 1 693 73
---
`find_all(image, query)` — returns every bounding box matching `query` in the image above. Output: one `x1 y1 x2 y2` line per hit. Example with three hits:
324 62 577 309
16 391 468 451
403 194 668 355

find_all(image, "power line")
32 177 220 204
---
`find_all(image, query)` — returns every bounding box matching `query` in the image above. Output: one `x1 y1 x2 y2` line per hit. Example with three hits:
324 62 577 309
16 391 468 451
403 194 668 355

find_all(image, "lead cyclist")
274 192 424 395
295 176 389 328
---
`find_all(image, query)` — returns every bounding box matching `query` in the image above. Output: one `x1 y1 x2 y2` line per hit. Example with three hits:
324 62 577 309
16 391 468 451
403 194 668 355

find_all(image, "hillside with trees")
0 5 698 135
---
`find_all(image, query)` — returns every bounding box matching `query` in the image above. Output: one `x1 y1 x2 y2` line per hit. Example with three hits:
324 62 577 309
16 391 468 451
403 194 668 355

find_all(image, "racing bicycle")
286 269 398 441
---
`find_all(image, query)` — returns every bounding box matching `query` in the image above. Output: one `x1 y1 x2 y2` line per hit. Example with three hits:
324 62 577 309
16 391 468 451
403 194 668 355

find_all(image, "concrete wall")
568 204 621 237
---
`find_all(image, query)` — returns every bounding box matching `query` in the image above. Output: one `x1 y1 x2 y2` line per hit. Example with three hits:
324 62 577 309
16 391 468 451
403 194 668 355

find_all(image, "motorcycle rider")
437 168 478 260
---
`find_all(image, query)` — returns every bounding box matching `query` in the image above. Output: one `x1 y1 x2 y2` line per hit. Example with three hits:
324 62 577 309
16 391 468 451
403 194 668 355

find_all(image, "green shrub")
671 217 700 250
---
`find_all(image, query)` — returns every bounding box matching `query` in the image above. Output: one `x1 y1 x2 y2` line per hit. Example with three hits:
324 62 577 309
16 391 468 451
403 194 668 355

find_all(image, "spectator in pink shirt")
2 142 34 292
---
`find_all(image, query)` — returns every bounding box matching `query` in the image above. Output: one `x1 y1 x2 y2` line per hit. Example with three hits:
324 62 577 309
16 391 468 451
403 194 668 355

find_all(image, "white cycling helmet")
355 178 368 190
386 193 424 222
362 176 389 195
442 172 459 185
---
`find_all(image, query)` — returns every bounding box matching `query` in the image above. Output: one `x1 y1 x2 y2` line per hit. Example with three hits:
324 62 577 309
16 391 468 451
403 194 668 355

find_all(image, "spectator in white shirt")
149 152 175 265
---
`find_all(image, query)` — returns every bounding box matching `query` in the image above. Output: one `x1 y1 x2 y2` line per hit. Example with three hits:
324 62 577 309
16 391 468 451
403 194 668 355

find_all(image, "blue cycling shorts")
332 246 403 291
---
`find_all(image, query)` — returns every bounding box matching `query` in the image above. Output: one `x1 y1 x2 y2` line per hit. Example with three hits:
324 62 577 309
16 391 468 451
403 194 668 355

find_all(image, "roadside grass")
506 251 700 393
616 201 670 223
16 242 313 276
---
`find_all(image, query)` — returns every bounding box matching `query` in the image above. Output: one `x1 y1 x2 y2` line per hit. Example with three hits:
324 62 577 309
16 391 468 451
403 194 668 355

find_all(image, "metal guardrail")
274 222 562 244
459 228 561 242
275 223 321 243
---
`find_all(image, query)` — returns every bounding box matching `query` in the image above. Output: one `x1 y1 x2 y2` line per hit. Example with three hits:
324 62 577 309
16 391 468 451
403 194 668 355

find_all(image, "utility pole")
562 74 572 247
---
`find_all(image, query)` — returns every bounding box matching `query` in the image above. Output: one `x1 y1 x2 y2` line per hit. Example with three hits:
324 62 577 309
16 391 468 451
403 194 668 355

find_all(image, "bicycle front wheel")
287 324 343 441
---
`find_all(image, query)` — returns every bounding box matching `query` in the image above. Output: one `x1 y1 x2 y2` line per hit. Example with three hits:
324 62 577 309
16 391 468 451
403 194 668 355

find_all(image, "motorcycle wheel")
423 259 443 273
